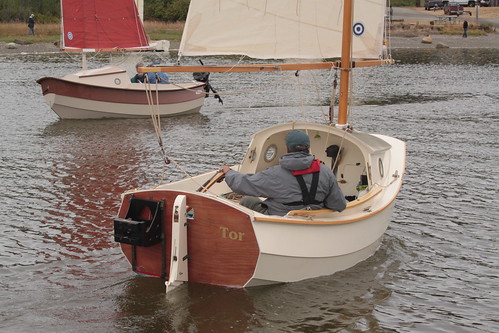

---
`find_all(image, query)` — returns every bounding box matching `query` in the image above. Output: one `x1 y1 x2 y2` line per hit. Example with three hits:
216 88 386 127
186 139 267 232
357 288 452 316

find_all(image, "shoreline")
389 33 499 48
2 33 499 56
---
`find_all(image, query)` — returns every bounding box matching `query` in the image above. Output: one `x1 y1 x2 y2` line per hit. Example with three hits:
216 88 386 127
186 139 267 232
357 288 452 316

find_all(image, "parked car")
444 2 465 15
442 0 476 6
478 0 490 6
425 0 445 9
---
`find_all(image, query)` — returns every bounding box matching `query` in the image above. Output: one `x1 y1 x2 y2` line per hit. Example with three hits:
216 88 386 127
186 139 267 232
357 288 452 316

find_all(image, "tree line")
1 0 418 24
0 0 190 23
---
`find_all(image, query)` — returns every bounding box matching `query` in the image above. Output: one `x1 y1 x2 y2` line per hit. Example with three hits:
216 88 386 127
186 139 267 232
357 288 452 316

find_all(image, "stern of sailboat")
114 189 260 288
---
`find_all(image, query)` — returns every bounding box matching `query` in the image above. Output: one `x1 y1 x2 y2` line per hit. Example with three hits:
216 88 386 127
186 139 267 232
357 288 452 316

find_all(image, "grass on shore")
0 21 185 43
0 11 496 44
390 20 494 37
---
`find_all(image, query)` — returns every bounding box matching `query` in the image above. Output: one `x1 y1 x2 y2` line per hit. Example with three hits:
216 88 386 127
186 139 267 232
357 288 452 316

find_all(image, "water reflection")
38 115 215 260
111 235 401 333
115 277 257 333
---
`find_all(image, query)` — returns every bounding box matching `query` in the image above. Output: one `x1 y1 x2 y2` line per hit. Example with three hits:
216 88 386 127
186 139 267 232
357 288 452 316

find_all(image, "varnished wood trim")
141 62 338 73
142 60 394 74
118 190 260 287
287 208 335 216
286 187 382 217
345 187 383 208
254 183 401 225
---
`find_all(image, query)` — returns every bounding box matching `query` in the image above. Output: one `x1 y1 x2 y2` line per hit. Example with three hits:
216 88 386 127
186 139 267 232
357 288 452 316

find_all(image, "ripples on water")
0 48 497 332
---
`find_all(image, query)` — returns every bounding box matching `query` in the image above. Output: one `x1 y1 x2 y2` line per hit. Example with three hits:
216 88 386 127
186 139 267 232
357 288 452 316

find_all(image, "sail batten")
61 0 149 51
180 0 385 59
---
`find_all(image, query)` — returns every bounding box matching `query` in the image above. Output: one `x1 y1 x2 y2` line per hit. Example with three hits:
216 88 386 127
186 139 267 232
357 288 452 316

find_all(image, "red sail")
61 0 149 51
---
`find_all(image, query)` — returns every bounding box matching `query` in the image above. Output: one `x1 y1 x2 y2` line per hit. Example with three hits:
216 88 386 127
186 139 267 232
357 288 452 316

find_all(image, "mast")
337 0 354 127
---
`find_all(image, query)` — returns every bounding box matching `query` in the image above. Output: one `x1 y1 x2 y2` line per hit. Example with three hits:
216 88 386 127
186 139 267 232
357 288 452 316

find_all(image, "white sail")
179 0 386 59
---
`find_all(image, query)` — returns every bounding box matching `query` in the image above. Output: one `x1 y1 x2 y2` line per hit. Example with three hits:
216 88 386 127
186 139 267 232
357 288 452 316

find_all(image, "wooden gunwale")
287 187 383 217
253 185 400 225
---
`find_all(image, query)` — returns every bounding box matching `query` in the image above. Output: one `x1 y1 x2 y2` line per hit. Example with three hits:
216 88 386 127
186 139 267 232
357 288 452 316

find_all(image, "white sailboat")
37 0 206 119
113 0 406 289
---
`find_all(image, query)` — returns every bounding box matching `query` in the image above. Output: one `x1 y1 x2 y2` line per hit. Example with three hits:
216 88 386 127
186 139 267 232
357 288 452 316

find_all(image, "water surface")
0 48 498 332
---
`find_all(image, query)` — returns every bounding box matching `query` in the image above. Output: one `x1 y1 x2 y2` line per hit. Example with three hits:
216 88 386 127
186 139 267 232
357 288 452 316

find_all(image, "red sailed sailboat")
37 0 206 119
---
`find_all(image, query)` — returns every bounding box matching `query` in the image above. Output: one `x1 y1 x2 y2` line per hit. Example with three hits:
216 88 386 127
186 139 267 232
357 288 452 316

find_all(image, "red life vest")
291 159 321 175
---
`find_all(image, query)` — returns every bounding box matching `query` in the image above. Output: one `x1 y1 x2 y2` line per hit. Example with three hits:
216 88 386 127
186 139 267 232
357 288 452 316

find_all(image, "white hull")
248 236 384 286
248 203 394 286
43 93 204 119
37 66 206 119
114 122 406 288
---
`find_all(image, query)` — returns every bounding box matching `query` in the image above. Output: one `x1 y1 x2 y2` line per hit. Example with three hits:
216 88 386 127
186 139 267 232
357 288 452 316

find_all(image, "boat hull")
114 122 406 288
115 189 394 287
37 66 206 119
116 190 260 287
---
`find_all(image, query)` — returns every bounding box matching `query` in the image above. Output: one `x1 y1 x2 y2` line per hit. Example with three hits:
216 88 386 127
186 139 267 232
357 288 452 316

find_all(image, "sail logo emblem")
353 23 365 36
67 32 73 40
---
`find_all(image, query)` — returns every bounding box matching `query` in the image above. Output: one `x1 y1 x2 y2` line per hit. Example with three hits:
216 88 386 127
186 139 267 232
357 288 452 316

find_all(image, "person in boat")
130 62 145 83
27 14 35 36
131 62 170 84
221 130 347 216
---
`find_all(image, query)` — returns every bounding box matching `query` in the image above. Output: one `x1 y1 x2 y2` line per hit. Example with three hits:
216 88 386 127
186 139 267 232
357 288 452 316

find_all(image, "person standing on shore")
462 20 468 38
27 14 35 36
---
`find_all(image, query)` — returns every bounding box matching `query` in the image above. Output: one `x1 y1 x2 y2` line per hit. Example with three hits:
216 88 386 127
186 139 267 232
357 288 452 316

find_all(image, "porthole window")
114 78 121 85
378 158 384 178
264 144 278 162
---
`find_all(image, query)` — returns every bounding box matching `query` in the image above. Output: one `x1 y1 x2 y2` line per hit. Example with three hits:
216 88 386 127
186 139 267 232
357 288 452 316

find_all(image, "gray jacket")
225 152 347 216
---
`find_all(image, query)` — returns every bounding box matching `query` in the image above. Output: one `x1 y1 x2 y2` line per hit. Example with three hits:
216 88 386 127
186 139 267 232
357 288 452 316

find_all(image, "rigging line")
151 154 223 198
329 69 339 125
133 6 147 47
332 128 348 172
217 54 250 74
144 79 170 167
142 82 209 191
347 69 353 124
372 172 401 189
305 70 329 124
386 0 393 60
151 156 210 193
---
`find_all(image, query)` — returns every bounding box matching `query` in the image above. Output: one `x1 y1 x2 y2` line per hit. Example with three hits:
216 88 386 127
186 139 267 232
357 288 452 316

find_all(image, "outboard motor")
193 60 223 104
